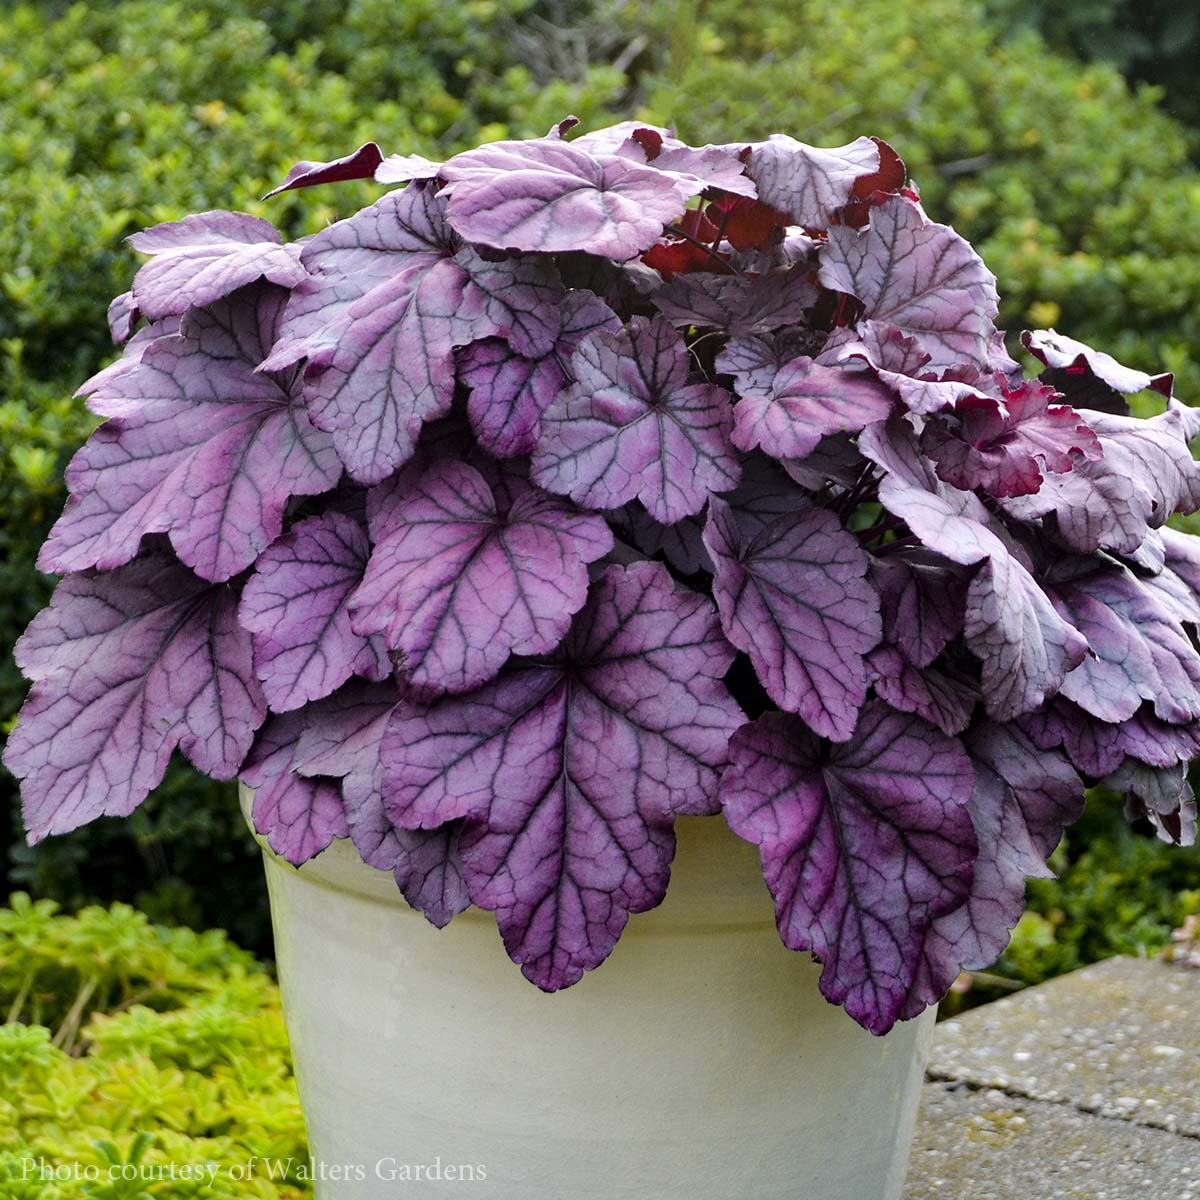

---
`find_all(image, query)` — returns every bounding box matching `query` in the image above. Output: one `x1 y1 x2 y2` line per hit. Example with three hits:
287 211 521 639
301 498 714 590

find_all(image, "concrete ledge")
905 957 1200 1198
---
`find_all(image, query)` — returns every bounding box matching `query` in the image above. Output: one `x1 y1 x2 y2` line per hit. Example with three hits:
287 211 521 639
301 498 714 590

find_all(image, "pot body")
242 787 933 1200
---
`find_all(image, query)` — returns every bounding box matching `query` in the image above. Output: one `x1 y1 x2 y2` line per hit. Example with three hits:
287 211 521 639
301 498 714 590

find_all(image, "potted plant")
6 118 1199 1199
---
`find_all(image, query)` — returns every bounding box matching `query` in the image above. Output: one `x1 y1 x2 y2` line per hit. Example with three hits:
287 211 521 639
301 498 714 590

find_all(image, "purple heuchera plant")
7 120 1200 1035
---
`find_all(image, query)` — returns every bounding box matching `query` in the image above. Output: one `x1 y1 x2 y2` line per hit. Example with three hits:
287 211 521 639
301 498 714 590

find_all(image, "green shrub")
0 894 310 1198
983 0 1200 129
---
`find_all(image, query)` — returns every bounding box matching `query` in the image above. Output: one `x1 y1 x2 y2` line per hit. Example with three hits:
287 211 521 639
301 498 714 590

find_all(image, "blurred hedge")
0 894 310 1198
3 0 1199 985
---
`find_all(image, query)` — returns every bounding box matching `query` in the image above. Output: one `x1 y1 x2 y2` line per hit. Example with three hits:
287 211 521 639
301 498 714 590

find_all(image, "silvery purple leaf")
1150 528 1200 625
704 497 881 740
459 290 619 458
532 316 740 523
128 211 306 321
1047 561 1200 725
264 142 385 198
438 136 698 259
719 703 976 1034
1019 699 1125 778
1106 759 1196 847
1022 329 1173 405
261 183 456 373
1002 403 1200 555
743 135 881 227
922 382 1100 499
303 245 571 484
574 123 756 197
375 152 444 185
860 416 1087 720
4 550 266 841
350 459 612 696
40 285 342 583
715 330 816 397
293 680 470 925
652 268 818 334
240 709 347 865
727 355 894 459
108 291 138 344
380 562 744 988
823 321 991 416
238 510 389 712
869 550 967 668
867 645 976 737
900 722 1083 1018
819 197 999 371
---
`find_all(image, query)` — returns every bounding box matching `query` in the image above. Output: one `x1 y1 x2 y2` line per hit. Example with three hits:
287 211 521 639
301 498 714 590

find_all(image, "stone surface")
905 957 1200 1197
906 1084 1200 1200
927 956 1200 1136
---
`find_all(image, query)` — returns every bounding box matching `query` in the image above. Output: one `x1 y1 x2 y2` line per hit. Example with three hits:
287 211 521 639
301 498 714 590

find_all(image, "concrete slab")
904 957 1200 1197
926 956 1200 1136
906 1084 1200 1200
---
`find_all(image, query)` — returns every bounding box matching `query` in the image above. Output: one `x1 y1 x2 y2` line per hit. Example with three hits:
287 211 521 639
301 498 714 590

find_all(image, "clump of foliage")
0 894 310 1199
7 119 1200 1035
4 0 1200 1008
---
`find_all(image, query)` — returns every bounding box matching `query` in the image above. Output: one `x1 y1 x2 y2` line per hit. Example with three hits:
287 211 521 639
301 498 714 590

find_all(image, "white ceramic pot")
241 786 934 1200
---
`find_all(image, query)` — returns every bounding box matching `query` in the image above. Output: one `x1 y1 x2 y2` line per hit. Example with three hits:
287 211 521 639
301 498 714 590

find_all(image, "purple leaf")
719 703 976 1034
1023 329 1173 405
128 212 306 322
870 549 967 669
108 292 139 344
1047 561 1200 725
819 197 999 371
922 381 1100 499
823 320 991 416
1106 759 1196 847
261 183 456 373
532 316 740 523
40 285 342 583
438 136 698 259
867 645 976 737
743 135 882 227
4 550 266 842
350 459 612 696
860 417 1087 719
901 722 1083 1017
238 510 388 712
575 124 756 197
704 497 881 740
381 562 744 989
303 246 569 484
459 290 619 458
1002 403 1200 555
240 709 347 865
781 432 868 490
293 681 470 925
652 268 818 334
724 354 894 459
715 330 816 397
264 142 386 198
375 152 444 185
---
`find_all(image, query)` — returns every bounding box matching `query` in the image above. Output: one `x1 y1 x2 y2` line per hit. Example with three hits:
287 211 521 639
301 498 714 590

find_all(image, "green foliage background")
0 895 310 1197
1 0 1197 986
